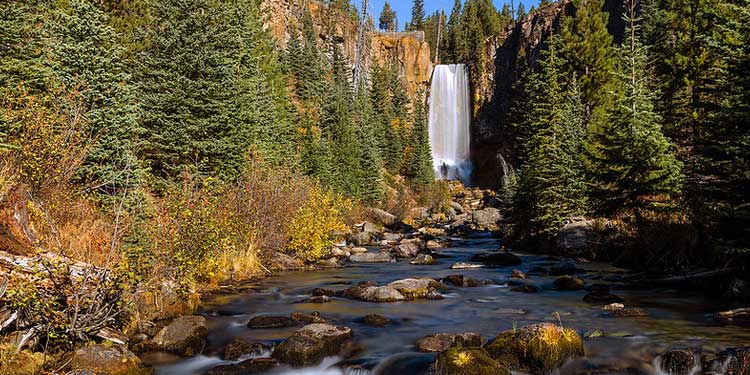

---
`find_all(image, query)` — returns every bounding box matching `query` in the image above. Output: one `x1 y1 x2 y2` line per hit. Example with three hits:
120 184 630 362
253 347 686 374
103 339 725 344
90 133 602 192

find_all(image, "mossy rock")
486 323 584 374
436 347 511 375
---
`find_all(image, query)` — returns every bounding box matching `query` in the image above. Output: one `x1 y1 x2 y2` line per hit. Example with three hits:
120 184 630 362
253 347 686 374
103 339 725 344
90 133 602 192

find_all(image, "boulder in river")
656 348 701 375
436 347 510 375
472 208 502 230
553 276 585 291
365 208 397 227
387 278 448 299
149 315 207 356
417 332 485 352
410 254 436 265
704 346 750 375
602 304 648 317
206 358 279 375
554 217 595 257
223 338 269 361
442 274 491 288
247 315 297 329
362 314 392 327
485 323 584 374
291 311 328 324
349 252 395 263
341 284 405 302
394 242 421 258
312 287 336 297
469 252 522 267
272 323 354 367
511 269 527 279
511 284 541 293
69 344 150 375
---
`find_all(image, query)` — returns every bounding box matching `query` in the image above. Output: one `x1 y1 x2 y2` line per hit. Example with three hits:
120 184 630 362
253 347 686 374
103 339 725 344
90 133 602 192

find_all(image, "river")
141 237 749 374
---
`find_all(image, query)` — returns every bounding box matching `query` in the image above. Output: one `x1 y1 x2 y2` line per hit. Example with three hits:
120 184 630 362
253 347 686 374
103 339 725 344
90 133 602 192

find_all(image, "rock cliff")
261 0 432 97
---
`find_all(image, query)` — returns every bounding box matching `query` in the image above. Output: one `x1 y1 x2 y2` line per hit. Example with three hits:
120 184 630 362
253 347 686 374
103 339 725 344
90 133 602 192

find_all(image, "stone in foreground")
436 347 510 375
149 315 207 356
70 344 151 375
349 252 395 263
272 323 353 367
485 323 584 375
206 358 279 375
553 275 585 291
417 332 485 352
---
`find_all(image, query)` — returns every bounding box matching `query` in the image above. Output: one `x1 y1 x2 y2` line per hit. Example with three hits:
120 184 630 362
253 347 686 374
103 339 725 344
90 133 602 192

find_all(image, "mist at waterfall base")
428 64 472 185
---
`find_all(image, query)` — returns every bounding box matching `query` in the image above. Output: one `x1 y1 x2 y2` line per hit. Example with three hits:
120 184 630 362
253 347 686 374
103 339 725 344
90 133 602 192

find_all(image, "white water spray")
428 64 472 184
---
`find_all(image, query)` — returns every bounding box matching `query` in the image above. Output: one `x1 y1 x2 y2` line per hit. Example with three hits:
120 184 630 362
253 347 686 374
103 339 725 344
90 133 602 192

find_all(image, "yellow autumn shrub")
287 187 351 263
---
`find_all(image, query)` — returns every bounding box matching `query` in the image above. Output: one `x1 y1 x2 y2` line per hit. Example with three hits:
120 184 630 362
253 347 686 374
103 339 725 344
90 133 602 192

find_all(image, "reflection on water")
144 238 750 374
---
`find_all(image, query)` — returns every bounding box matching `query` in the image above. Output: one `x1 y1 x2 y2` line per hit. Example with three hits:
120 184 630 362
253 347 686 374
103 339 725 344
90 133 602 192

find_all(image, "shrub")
287 187 351 263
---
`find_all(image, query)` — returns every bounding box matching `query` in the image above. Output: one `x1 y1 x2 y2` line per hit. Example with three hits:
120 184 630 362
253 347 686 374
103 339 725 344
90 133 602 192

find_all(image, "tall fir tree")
587 6 683 214
352 89 385 202
379 2 397 31
405 91 435 185
443 0 464 63
515 37 588 235
408 0 426 31
0 0 50 95
46 0 144 190
559 0 616 130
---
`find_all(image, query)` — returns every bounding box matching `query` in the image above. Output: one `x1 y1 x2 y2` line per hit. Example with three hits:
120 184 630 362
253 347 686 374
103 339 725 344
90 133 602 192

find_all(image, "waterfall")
428 64 472 184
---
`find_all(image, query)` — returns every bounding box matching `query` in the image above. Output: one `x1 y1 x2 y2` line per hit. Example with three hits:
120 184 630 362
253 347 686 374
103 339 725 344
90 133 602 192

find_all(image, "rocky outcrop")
149 315 207 356
370 32 433 97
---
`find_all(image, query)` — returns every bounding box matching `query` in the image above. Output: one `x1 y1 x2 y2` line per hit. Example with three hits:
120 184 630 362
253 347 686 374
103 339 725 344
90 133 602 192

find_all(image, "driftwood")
628 268 735 288
714 308 750 322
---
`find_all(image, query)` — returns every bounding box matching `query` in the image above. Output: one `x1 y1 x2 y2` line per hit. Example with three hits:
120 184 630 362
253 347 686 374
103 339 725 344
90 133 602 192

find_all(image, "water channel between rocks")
142 237 750 375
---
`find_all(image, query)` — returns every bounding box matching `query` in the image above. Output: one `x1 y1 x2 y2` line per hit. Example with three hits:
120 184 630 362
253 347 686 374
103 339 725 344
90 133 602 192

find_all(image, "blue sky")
352 0 541 29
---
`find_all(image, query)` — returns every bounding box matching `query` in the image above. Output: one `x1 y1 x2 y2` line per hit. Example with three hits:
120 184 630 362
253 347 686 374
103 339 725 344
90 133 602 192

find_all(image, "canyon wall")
261 0 433 97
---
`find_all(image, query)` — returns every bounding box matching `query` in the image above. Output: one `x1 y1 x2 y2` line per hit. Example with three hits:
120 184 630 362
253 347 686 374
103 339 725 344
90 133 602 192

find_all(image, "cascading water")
428 64 472 184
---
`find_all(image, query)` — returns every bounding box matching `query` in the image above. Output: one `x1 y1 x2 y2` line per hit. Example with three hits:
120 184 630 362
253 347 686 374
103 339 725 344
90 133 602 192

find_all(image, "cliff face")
471 0 626 188
261 0 433 97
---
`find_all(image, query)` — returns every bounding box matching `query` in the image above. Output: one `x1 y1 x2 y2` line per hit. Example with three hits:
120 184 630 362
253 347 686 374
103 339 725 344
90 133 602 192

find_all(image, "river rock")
351 232 372 246
553 276 585 291
410 254 436 265
486 323 584 374
247 315 297 329
312 287 336 297
511 269 527 279
387 278 447 299
442 274 490 287
223 338 269 361
511 284 540 293
349 252 395 263
272 323 354 367
470 252 522 267
149 315 207 356
436 347 510 375
472 208 502 230
69 344 150 375
425 240 442 250
206 358 279 375
417 332 485 352
303 295 331 304
365 208 397 227
291 311 328 324
555 217 595 257
362 314 392 327
330 247 351 258
608 307 648 317
394 242 421 258
383 233 403 243
451 262 483 269
705 347 750 375
341 284 406 302
656 348 701 375
317 257 340 268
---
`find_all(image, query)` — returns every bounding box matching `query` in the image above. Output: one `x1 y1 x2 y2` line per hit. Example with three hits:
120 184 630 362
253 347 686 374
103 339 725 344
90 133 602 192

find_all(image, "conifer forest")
0 0 749 374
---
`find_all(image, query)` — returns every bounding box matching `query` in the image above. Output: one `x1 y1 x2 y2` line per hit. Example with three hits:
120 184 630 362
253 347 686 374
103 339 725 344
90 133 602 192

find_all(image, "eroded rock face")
485 323 584 374
417 332 485 353
271 323 353 367
149 315 207 356
70 344 151 375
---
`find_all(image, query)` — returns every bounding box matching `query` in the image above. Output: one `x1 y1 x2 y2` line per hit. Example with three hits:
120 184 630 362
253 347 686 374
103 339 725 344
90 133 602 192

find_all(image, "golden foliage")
287 187 351 263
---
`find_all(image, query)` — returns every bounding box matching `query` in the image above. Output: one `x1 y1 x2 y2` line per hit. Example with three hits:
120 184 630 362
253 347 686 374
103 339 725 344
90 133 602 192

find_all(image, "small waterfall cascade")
428 64 472 184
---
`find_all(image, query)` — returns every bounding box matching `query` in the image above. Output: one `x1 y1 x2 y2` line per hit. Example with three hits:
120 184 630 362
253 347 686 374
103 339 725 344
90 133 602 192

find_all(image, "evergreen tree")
408 0 425 31
443 0 464 62
424 11 447 62
540 0 553 7
0 0 50 95
587 7 682 214
515 37 588 235
352 90 385 202
298 5 325 102
46 0 144 190
138 0 244 181
379 2 397 31
559 0 616 130
406 91 434 185
517 3 526 19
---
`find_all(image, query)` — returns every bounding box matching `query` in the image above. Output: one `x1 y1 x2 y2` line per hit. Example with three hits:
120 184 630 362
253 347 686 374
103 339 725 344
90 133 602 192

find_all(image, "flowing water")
143 238 750 375
428 65 472 184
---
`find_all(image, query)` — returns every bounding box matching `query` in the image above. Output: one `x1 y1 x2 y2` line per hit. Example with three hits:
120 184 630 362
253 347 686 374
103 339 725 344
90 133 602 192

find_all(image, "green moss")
486 323 584 375
436 347 511 375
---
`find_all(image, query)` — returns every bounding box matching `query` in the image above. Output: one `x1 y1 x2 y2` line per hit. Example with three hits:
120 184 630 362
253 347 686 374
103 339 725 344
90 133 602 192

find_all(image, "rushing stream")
142 237 750 374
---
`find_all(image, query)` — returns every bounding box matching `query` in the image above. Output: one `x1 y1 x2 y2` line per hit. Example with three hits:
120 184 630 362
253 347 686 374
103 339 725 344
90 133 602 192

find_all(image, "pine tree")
353 89 385 202
138 0 243 181
298 5 325 102
46 0 144 190
515 37 588 235
587 6 683 214
0 0 50 95
379 2 397 31
406 91 435 185
443 0 464 62
408 0 425 31
559 0 616 130
517 3 526 19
